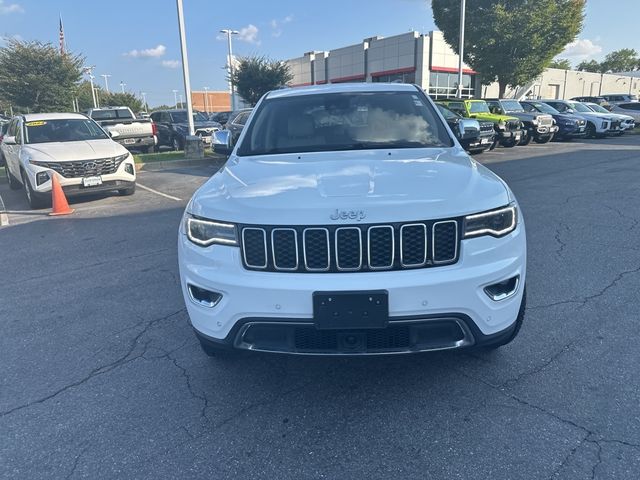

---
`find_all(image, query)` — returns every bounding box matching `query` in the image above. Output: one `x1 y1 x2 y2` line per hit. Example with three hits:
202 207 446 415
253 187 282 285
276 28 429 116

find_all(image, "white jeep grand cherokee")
178 83 526 356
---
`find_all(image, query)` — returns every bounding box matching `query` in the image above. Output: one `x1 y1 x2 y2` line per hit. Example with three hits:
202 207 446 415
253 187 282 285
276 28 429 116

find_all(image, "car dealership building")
285 30 640 100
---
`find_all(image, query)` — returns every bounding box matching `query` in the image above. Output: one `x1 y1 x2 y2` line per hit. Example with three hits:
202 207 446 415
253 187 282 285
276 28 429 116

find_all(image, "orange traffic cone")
49 172 74 216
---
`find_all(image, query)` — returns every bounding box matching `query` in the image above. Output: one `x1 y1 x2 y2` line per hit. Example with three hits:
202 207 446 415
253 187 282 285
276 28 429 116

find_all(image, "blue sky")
1 0 638 107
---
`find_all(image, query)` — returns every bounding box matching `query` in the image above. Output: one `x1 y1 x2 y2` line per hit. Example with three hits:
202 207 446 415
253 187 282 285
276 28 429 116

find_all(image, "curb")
135 156 227 172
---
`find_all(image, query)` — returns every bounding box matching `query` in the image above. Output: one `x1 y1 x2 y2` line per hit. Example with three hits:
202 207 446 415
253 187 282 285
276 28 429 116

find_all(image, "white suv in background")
179 83 527 357
1 113 136 208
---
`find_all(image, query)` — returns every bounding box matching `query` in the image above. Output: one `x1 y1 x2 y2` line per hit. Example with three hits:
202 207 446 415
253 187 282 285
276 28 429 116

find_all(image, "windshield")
237 91 453 156
170 111 208 123
569 102 593 113
469 102 490 113
527 102 559 114
91 109 134 121
436 104 460 120
587 103 609 113
24 119 109 144
501 100 524 112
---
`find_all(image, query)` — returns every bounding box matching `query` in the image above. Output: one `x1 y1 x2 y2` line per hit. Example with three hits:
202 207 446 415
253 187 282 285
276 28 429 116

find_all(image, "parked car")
609 102 640 123
601 94 638 105
149 109 221 151
210 111 232 126
222 109 253 146
87 106 157 153
570 96 611 109
438 99 523 147
436 103 495 153
1 113 136 208
485 99 558 145
137 111 150 119
583 102 635 133
520 100 587 140
539 99 621 138
195 83 527 357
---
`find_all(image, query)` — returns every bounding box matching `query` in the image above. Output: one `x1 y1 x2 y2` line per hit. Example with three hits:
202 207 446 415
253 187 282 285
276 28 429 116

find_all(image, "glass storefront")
372 71 416 84
428 72 475 99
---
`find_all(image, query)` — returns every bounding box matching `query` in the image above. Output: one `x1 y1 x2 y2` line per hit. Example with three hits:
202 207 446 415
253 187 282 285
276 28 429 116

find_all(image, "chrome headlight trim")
185 214 238 247
463 204 518 238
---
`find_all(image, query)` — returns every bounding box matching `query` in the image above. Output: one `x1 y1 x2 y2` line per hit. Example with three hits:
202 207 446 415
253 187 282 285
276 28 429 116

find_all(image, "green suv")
438 99 523 148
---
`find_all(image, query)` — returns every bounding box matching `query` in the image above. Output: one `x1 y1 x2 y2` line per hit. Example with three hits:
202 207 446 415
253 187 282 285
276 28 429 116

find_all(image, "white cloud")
270 15 293 38
161 59 180 69
0 1 24 14
124 44 166 58
561 39 603 59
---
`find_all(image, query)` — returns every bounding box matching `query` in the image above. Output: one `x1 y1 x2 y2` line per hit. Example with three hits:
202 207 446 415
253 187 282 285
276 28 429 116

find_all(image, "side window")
521 103 534 112
236 112 249 125
162 112 171 123
150 112 159 122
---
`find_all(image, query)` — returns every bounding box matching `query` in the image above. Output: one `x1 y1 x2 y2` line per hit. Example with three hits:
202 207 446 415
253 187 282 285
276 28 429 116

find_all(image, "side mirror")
458 119 480 140
566 109 574 114
2 135 16 145
109 131 120 139
212 130 232 155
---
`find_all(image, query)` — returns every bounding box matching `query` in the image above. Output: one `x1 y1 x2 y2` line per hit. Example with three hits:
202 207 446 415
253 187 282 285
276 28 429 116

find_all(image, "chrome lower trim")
233 318 475 356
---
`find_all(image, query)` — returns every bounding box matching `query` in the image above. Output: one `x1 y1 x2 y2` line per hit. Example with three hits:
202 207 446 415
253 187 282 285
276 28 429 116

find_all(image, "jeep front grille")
240 219 460 273
31 157 125 178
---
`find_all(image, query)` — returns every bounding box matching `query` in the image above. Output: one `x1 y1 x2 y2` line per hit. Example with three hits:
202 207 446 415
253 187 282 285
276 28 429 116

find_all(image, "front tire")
518 132 533 146
501 138 518 148
22 170 48 209
534 135 553 144
6 167 21 190
585 122 596 138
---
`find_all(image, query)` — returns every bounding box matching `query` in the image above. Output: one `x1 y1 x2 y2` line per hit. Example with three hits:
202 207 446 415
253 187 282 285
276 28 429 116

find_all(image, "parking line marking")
0 191 8 226
137 183 182 202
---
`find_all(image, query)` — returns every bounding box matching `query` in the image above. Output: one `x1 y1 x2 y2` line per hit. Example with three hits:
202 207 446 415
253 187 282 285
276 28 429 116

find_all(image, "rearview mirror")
2 135 16 145
109 131 120 139
458 119 480 140
212 130 232 156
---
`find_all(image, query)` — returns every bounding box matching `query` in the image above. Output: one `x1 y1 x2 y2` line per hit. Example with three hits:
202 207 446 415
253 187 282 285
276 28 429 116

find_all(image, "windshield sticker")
25 121 47 127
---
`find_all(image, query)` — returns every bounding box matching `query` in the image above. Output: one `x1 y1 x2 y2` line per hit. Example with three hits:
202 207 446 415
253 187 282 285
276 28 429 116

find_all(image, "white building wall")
327 43 367 83
314 52 329 84
286 54 314 86
367 32 418 79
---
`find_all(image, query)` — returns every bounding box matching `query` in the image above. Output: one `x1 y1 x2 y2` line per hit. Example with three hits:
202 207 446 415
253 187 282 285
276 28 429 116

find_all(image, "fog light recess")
124 163 134 175
484 275 520 301
187 284 223 308
36 171 50 186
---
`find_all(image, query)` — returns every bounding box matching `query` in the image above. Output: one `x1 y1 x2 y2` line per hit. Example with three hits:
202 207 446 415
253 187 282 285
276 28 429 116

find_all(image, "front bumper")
178 221 527 354
532 125 559 138
497 130 522 143
558 124 586 137
116 136 156 148
25 155 136 196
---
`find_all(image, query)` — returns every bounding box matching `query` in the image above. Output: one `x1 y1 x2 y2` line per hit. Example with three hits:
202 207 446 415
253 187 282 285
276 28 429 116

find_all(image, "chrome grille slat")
240 220 459 273
32 157 124 178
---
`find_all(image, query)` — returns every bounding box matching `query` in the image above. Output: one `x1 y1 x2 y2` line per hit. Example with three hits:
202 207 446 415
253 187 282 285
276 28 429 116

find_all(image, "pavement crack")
166 351 211 422
553 223 569 258
0 308 185 419
547 433 589 480
585 436 603 480
501 342 574 388
64 445 89 480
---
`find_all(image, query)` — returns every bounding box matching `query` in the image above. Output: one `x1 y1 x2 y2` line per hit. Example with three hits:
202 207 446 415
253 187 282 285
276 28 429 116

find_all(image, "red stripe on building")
315 80 328 85
431 66 477 74
330 74 366 83
370 66 416 77
290 82 313 87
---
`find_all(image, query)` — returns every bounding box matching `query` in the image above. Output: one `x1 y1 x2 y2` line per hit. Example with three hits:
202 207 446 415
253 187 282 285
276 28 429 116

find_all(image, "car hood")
175 121 220 130
189 149 511 225
573 112 613 121
22 139 127 162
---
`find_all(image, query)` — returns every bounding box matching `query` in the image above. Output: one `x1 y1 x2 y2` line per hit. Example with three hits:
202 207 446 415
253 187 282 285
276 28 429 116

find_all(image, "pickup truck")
438 99 523 148
87 107 157 153
485 99 558 145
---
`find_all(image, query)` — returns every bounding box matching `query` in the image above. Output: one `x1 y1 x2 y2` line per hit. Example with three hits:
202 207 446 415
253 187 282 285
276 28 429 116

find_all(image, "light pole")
120 81 126 94
456 0 466 99
172 89 179 108
220 29 239 110
101 74 111 93
83 66 97 108
203 86 210 113
176 0 195 136
141 92 148 112
179 94 184 109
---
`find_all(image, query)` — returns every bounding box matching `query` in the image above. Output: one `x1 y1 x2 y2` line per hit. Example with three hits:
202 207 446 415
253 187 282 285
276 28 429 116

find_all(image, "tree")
432 0 586 97
576 59 602 73
230 56 293 106
0 39 83 112
600 48 638 73
549 58 572 70
103 92 143 112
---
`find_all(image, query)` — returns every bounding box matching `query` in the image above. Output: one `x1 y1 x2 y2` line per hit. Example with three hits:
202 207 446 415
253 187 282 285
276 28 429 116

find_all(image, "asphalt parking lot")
1 136 639 479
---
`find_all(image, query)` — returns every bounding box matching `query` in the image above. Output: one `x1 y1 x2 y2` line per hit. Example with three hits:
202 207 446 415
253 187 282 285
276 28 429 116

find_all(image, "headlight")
464 204 517 238
114 153 129 162
185 214 238 247
497 121 506 130
532 118 539 126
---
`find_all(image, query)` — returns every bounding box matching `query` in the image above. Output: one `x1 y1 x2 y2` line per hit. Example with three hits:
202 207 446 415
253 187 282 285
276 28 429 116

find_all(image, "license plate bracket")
313 291 388 330
123 138 136 145
82 176 102 187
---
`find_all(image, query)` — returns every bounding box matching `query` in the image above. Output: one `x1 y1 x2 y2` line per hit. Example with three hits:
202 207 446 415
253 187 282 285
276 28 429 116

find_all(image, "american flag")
59 15 66 55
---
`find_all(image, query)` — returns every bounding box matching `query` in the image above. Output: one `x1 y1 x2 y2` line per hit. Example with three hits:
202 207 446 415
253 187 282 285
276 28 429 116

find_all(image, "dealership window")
372 71 416 84
428 72 475 99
